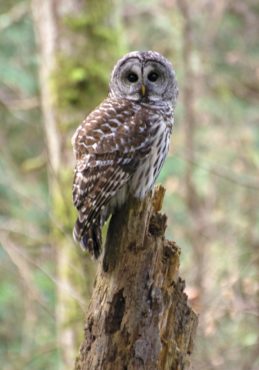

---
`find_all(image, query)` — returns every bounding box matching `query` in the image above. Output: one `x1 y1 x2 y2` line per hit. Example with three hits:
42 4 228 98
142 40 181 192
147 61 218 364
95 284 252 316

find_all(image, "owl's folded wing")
72 98 154 232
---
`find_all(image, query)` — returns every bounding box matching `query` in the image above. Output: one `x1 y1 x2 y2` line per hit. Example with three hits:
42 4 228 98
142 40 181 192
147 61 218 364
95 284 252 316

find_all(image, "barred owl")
72 51 178 258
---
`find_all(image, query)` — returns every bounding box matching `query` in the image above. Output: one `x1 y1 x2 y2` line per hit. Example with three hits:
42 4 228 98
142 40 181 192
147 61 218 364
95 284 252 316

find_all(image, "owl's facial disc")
110 51 178 105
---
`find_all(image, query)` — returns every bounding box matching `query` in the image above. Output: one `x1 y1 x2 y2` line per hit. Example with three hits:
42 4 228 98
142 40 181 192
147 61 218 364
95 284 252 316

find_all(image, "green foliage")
52 0 124 119
1 0 259 369
52 55 108 111
0 1 54 369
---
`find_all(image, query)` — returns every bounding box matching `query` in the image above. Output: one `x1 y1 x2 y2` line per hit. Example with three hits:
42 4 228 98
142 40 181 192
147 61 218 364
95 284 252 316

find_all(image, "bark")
75 186 198 370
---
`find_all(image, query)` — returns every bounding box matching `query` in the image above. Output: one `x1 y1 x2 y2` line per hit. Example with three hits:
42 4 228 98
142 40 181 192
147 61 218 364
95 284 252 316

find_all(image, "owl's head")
109 51 178 106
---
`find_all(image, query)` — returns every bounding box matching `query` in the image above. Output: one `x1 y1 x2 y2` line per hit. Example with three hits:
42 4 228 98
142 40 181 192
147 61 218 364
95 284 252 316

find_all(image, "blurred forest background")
0 0 259 369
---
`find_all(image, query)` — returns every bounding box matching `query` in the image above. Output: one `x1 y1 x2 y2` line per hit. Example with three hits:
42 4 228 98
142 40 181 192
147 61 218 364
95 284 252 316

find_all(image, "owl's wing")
72 98 153 235
72 98 151 162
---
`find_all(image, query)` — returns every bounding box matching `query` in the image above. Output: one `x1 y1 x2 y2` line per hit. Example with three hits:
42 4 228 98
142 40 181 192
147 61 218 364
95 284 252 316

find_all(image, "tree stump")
75 186 198 370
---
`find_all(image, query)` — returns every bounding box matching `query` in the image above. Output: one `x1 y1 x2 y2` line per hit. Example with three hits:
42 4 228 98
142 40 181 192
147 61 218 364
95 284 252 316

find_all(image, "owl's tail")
73 218 102 259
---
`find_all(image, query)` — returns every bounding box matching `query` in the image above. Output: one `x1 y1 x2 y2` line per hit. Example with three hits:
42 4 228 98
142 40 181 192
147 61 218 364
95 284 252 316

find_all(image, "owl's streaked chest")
131 112 172 198
107 105 173 212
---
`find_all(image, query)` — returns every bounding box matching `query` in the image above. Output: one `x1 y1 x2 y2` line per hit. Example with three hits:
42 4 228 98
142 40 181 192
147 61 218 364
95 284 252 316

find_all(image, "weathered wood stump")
75 186 198 370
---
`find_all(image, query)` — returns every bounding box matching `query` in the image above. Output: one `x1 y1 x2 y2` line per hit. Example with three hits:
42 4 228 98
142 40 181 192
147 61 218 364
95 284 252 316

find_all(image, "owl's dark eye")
127 72 138 83
148 71 159 82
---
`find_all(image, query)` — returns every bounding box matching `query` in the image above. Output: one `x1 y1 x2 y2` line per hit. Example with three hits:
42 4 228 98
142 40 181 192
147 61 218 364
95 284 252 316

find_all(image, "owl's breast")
130 115 172 198
100 108 173 223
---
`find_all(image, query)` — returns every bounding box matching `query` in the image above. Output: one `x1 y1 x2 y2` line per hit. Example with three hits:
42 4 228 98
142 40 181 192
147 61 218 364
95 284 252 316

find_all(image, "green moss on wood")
51 0 125 120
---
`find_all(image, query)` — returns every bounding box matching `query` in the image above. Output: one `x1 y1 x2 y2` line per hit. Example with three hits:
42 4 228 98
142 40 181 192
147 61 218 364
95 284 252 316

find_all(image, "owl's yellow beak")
141 84 146 96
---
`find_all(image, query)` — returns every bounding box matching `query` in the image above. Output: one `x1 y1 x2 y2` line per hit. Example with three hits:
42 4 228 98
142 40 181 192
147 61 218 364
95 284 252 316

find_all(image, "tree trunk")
32 0 123 367
75 186 198 370
31 1 94 367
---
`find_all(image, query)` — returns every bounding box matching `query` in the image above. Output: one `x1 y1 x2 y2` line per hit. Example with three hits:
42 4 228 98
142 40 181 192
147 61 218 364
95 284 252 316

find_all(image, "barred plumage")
72 51 178 258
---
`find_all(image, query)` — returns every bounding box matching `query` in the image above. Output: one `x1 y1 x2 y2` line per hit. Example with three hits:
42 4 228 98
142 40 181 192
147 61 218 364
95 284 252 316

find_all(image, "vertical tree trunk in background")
75 187 198 370
31 1 89 368
31 0 60 175
177 0 207 313
32 1 123 368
